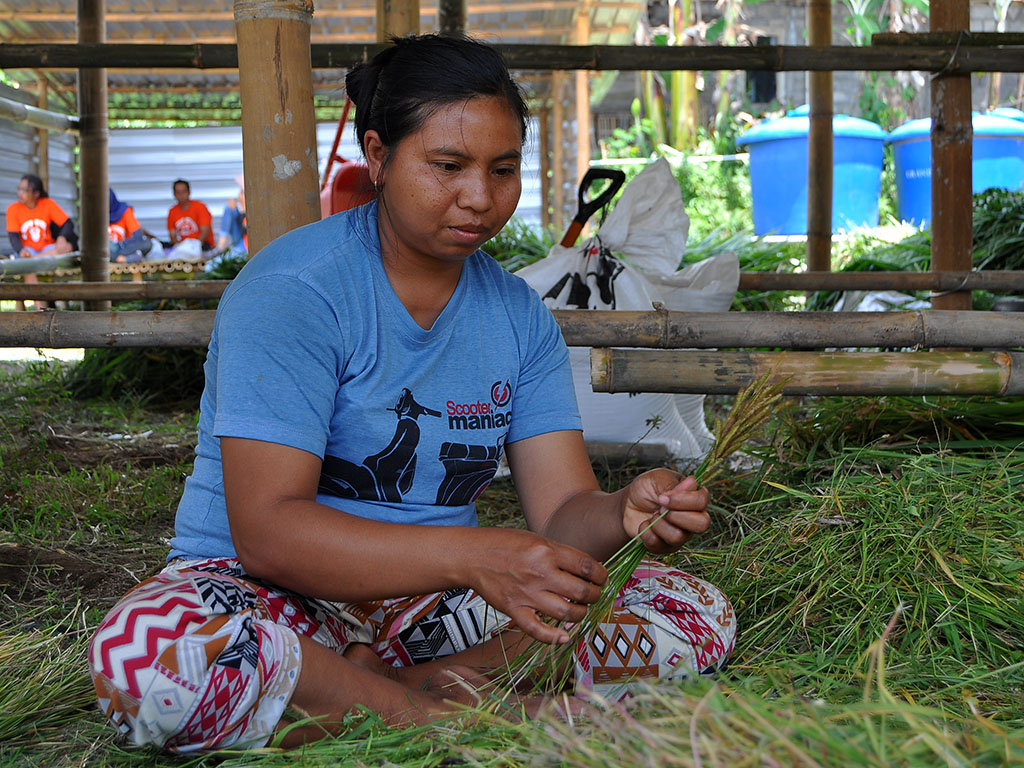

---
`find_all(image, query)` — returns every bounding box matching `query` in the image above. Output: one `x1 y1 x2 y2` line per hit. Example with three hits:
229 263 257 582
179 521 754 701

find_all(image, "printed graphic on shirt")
445 380 513 431
319 388 441 503
174 217 200 238
435 441 501 505
20 218 49 245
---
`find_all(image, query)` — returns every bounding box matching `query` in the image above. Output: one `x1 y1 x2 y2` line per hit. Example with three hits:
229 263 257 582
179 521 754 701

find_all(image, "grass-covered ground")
1 358 1022 766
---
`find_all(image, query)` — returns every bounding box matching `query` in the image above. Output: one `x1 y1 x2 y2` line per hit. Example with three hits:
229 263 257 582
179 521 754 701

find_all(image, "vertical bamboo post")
551 70 566 234
376 0 419 40
574 0 592 197
35 78 49 191
233 0 321 256
437 0 465 36
77 0 109 311
806 0 832 273
930 0 973 311
539 105 551 231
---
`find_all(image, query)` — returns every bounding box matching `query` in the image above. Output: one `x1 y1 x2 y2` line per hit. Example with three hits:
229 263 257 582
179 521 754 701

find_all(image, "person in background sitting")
6 173 78 309
166 179 213 258
108 188 153 263
215 174 247 257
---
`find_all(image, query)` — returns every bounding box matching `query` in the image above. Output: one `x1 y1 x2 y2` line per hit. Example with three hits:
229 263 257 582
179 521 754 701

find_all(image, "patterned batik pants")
88 556 735 753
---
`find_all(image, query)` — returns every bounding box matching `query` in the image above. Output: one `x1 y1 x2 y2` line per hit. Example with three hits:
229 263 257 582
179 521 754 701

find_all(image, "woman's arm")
505 430 711 563
222 436 607 644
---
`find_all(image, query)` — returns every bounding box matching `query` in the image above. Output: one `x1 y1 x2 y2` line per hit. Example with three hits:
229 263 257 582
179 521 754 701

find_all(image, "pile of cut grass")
1 360 1022 766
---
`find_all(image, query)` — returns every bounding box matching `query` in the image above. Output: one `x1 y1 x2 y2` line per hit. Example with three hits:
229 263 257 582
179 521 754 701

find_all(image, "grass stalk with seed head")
499 368 788 695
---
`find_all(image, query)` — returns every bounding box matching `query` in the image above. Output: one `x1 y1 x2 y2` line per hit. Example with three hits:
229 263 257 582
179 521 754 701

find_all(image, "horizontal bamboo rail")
0 309 1021 350
0 281 228 301
550 310 1023 349
5 272 1024 301
591 349 1024 396
0 253 80 276
736 271 1024 292
0 92 78 132
2 42 1023 73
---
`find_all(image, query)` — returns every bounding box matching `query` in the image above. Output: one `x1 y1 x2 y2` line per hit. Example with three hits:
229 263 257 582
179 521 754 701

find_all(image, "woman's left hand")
621 469 710 555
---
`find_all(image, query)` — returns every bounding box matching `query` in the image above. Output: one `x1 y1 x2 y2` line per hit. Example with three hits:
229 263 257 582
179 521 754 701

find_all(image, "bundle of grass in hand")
499 368 788 697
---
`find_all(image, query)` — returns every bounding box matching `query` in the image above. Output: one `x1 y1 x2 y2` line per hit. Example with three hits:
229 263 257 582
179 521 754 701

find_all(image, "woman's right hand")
466 528 607 645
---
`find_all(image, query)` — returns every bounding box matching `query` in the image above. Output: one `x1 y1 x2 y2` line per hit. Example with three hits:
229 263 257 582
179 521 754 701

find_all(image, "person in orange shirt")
6 173 78 308
6 174 77 258
108 188 153 263
166 179 213 258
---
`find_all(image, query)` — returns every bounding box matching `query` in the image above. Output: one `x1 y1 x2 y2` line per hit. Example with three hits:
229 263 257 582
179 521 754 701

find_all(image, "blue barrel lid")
889 112 1024 142
990 107 1024 122
737 104 887 146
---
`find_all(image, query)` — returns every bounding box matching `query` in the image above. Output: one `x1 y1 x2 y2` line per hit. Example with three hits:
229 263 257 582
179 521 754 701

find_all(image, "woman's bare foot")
342 643 485 707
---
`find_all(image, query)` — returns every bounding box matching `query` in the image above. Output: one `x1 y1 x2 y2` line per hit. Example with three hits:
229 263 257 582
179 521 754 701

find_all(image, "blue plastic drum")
889 113 1024 226
737 105 887 236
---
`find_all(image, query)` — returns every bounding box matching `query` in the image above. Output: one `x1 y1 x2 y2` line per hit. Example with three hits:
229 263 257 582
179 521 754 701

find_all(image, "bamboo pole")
806 0 832 273
437 0 465 35
550 310 1024 350
0 252 80 276
1 309 1021 351
591 349 1024 396
0 281 229 301
551 70 566 233
0 92 79 133
377 0 419 39
575 0 591 193
233 0 321 255
930 1 973 312
539 105 551 230
4 271 1024 298
736 270 1024 292
77 0 110 311
5 42 1024 73
35 80 50 191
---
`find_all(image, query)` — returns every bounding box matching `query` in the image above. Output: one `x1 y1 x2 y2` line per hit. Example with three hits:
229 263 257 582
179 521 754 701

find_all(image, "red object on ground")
319 98 376 218
319 158 375 219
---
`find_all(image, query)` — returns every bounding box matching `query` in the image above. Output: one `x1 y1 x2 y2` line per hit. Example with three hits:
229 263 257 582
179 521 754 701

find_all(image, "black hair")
172 179 190 193
20 174 47 198
345 34 529 161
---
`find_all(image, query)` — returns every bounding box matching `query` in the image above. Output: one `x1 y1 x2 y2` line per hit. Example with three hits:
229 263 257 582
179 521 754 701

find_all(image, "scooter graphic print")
319 388 441 502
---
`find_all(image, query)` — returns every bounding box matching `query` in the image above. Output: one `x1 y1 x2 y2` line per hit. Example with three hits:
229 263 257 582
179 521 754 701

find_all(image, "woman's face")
366 96 523 267
16 179 39 208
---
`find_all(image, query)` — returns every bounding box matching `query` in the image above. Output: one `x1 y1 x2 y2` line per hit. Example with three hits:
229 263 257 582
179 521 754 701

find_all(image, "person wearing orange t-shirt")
108 188 153 263
166 179 214 258
6 174 77 258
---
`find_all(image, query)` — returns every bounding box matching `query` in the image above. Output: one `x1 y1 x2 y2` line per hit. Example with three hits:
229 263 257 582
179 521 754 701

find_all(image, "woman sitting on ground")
88 34 735 754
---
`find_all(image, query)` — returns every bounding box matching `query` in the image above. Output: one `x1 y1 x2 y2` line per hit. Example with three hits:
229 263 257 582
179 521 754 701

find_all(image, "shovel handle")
559 167 627 247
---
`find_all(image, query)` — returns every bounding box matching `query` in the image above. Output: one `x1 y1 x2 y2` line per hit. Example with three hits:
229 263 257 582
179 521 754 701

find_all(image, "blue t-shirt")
169 202 581 560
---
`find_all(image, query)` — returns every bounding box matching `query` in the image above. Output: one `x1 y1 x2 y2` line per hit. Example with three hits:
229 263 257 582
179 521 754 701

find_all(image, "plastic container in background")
888 113 1024 226
736 105 888 236
990 107 1024 123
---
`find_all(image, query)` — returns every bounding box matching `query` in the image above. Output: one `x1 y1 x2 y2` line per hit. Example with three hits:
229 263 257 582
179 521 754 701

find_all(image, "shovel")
559 167 626 247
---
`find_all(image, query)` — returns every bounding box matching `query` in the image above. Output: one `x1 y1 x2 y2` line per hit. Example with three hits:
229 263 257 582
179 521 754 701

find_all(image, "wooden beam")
4 43 1024 73
873 31 1024 47
806 0 832 273
233 0 321 254
591 349 1024 396
35 79 49 189
77 0 110 310
437 0 466 35
0 282 230 301
574 0 592 193
736 270 1024 292
929 1 973 312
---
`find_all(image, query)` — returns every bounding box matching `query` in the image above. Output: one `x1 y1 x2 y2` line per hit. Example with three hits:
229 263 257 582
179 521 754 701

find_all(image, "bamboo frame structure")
77 0 110 311
592 349 1024 396
806 0 832 272
3 42 1022 72
4 271 1024 298
2 309 1020 351
0 92 79 132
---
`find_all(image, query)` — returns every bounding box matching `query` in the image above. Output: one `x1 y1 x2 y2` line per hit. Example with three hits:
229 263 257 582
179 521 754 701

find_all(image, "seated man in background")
108 188 154 263
215 174 247 257
166 178 213 258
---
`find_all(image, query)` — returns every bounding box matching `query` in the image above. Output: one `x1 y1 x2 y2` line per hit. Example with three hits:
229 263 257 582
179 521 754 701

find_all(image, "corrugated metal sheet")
109 119 543 240
0 82 78 245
